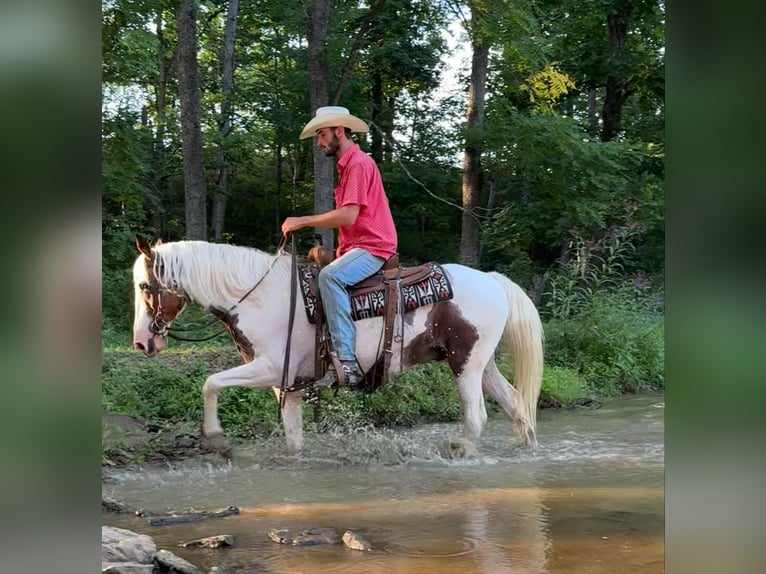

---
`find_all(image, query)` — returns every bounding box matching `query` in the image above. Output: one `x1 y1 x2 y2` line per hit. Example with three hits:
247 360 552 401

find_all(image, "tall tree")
305 0 334 249
459 1 490 266
176 0 207 240
212 0 239 242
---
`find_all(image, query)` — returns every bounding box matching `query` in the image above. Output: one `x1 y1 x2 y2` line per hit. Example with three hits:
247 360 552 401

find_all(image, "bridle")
138 275 187 339
149 289 181 337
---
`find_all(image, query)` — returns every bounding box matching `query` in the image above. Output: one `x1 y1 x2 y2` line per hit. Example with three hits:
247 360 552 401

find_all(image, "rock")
149 506 240 526
268 527 341 546
179 535 235 548
102 563 154 574
154 549 201 574
573 397 602 409
342 530 372 551
102 495 136 514
268 529 293 544
102 526 156 565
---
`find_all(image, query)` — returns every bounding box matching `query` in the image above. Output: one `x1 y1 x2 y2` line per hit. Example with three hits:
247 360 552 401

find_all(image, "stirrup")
314 360 363 389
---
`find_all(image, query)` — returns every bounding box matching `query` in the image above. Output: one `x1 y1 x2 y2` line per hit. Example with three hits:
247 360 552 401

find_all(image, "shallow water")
103 394 664 573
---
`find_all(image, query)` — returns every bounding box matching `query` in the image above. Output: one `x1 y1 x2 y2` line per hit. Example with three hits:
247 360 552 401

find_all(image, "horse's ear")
136 235 153 258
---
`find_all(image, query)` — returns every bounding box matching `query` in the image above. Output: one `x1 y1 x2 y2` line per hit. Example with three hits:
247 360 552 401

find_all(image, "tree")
304 0 334 249
537 0 665 142
176 0 207 239
459 1 490 267
212 0 239 242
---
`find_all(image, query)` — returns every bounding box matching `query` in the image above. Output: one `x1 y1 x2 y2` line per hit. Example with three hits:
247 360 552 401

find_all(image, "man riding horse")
281 106 398 389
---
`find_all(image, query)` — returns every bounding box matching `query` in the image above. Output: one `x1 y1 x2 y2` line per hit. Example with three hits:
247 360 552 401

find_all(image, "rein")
278 234 298 416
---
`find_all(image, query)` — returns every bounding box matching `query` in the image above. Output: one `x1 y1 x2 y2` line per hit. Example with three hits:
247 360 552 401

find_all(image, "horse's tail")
487 272 544 430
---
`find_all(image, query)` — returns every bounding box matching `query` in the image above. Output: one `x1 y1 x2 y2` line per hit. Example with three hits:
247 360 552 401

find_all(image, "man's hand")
281 216 306 234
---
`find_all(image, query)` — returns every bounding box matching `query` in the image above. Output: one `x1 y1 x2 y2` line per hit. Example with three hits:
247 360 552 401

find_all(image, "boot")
314 360 363 389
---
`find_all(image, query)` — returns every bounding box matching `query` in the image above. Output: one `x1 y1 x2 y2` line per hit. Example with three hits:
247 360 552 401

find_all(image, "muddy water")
103 394 664 573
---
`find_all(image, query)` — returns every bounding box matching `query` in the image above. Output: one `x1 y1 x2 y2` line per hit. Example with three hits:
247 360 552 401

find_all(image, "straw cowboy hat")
299 106 369 139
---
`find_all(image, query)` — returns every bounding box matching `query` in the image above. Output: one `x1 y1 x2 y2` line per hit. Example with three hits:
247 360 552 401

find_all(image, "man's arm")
281 205 360 234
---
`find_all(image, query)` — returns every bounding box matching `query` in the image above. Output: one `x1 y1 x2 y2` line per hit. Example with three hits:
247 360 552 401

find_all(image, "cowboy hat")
299 106 369 139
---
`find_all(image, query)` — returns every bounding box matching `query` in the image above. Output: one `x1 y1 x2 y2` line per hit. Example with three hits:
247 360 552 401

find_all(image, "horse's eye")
139 282 150 292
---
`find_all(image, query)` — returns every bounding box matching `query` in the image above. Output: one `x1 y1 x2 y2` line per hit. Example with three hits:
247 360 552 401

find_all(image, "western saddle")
294 246 435 392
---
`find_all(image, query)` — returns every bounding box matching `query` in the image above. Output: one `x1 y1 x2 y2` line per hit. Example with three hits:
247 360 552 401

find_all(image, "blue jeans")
318 248 384 361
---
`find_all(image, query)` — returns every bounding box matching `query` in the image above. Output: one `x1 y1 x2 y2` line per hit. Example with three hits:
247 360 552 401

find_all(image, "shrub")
359 362 461 426
544 291 664 395
541 366 591 406
102 348 279 438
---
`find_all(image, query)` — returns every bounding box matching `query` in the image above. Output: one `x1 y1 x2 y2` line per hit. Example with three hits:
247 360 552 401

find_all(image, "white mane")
152 241 286 308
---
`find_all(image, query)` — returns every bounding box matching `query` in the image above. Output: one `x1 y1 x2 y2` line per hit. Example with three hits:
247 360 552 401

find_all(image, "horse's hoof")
441 438 476 459
201 434 233 459
517 424 538 449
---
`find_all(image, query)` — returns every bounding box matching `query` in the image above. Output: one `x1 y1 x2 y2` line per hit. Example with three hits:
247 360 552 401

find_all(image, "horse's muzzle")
133 336 164 356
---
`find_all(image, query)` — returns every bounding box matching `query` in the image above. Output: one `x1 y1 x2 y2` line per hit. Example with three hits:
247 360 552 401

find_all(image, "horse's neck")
159 242 279 309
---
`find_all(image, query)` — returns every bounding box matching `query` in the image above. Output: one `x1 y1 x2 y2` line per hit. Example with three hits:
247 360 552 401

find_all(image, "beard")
322 133 340 157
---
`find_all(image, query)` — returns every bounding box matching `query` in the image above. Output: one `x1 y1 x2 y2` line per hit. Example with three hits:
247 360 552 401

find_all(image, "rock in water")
268 527 340 546
102 526 156 564
179 535 235 548
154 549 201 574
342 530 372 551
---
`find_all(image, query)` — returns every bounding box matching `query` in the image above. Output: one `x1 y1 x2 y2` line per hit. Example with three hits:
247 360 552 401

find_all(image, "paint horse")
131 237 544 457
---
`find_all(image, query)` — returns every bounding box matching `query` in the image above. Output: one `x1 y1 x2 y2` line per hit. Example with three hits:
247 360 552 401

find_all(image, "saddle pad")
298 262 454 324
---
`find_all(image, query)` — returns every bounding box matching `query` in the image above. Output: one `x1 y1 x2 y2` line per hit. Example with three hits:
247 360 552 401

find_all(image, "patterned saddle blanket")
298 262 454 324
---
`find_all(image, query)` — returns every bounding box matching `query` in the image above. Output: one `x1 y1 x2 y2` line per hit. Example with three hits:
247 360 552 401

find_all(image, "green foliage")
543 226 639 320
540 223 663 395
360 363 462 426
102 348 279 438
519 63 576 114
541 366 591 406
544 291 664 395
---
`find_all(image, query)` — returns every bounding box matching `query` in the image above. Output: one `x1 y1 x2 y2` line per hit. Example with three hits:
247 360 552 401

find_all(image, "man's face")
316 127 340 157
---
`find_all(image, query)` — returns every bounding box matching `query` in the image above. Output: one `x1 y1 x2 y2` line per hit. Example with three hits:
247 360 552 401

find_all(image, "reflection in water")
103 394 664 573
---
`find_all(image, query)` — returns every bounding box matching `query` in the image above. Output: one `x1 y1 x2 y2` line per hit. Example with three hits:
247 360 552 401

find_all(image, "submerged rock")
102 563 154 574
102 495 137 514
342 530 372 551
268 527 341 546
179 535 235 548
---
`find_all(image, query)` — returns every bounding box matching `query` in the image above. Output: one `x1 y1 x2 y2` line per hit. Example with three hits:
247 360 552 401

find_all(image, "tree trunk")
371 72 383 164
212 0 239 242
176 0 207 240
601 6 631 142
152 10 168 237
306 0 334 250
459 4 489 267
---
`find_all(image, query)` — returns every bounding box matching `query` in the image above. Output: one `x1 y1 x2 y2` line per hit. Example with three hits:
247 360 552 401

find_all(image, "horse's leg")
448 363 488 458
482 360 537 448
272 388 304 455
201 359 280 447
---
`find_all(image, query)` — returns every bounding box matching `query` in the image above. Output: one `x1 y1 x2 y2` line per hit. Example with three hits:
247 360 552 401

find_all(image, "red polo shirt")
334 144 398 260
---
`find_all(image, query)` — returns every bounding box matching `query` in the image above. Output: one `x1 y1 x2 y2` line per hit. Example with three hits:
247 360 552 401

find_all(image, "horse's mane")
153 241 285 307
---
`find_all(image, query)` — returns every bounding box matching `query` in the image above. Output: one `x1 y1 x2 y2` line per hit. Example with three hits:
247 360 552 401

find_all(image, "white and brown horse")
131 237 544 456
